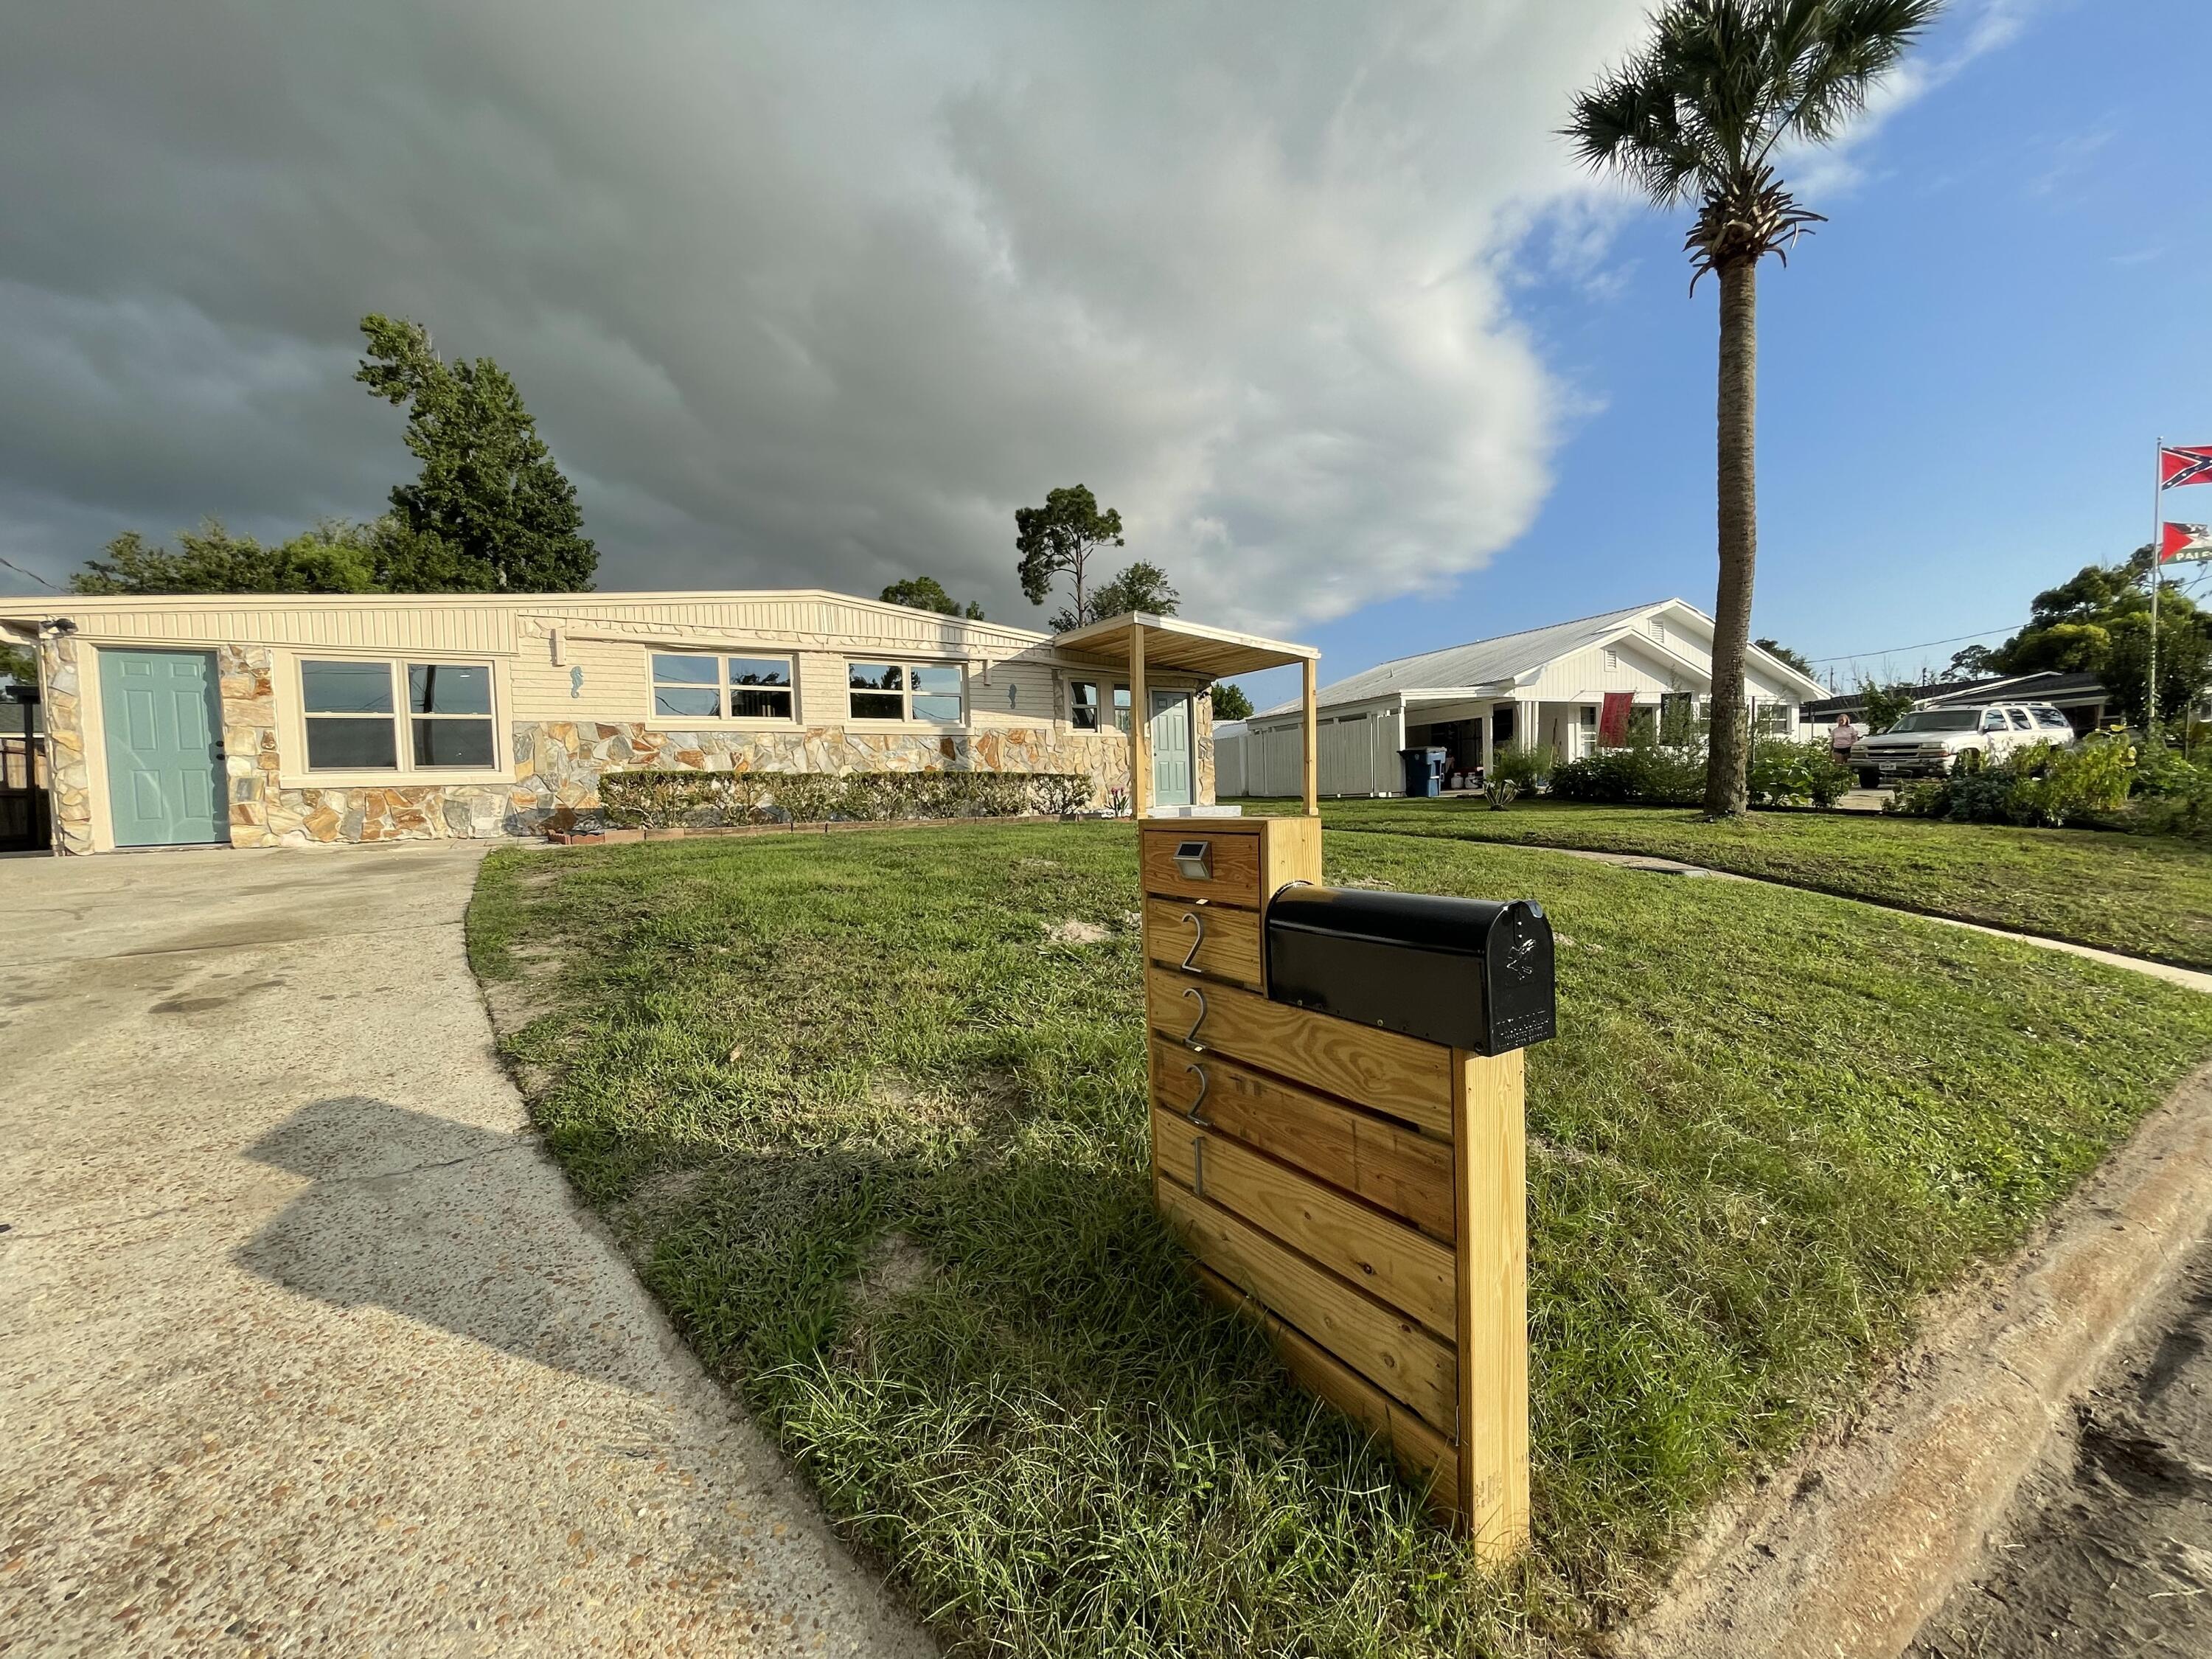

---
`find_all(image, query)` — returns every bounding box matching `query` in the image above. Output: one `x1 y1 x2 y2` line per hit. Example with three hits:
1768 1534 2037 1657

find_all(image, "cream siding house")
0 588 1221 854
1222 599 1827 797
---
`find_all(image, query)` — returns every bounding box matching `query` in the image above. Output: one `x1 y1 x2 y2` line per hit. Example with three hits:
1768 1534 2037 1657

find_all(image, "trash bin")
1397 746 1448 798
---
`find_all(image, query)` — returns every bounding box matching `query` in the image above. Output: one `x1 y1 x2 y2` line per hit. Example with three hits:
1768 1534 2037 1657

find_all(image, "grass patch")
469 824 2212 1656
1232 798 2212 970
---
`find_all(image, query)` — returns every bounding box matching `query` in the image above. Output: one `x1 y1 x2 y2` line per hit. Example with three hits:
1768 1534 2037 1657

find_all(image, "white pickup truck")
1848 701 2075 787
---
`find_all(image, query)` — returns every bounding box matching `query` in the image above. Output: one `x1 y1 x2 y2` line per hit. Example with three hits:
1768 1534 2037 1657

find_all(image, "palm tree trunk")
1704 256 1759 818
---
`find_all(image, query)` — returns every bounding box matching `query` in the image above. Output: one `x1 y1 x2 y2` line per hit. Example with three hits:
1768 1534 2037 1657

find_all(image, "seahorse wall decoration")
570 666 584 699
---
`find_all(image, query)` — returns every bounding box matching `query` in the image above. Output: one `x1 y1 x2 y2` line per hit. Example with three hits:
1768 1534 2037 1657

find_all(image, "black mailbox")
1265 886 1556 1056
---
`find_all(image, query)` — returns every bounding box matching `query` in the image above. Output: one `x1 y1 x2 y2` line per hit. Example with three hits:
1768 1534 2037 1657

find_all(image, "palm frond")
1565 0 1942 272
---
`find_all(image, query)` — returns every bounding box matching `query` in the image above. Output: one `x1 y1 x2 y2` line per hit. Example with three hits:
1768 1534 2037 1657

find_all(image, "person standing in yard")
1832 714 1863 764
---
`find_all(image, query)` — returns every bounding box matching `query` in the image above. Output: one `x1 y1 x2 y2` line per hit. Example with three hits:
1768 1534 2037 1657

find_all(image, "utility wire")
1805 622 2025 666
0 555 60 591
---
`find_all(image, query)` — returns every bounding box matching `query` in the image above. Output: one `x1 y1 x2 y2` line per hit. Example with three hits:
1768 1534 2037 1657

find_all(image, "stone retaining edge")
1621 1062 2212 1659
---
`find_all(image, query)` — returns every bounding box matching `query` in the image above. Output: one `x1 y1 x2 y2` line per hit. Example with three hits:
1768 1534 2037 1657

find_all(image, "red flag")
2160 446 2212 487
2160 521 2212 563
1598 691 1634 746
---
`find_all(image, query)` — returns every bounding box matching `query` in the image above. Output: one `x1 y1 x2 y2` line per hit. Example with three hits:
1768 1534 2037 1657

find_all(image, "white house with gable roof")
1218 598 1827 797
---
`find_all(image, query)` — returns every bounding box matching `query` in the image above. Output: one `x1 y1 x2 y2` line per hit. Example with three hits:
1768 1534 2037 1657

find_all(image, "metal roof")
1256 602 1671 718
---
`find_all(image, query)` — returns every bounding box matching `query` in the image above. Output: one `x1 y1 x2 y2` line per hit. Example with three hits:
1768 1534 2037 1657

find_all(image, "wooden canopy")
1053 611 1319 818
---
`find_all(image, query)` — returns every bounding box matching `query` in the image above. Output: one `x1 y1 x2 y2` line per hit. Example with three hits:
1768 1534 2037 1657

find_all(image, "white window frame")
645 649 798 726
1066 677 1133 734
281 651 510 787
845 659 967 726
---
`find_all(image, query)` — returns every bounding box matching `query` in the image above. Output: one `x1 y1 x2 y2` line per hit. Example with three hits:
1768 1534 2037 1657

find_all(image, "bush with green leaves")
600 769 1093 829
1889 739 2136 830
1747 738 1855 807
1489 741 1554 792
2131 745 2206 799
1548 742 1705 806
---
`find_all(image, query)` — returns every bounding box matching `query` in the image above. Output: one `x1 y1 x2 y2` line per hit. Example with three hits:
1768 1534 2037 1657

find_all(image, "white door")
1149 692 1194 807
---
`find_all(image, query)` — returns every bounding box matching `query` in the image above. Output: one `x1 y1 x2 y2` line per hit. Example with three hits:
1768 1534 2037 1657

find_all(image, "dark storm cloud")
0 0 1649 627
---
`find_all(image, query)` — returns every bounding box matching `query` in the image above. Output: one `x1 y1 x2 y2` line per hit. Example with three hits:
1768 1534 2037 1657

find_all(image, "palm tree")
1565 0 1939 815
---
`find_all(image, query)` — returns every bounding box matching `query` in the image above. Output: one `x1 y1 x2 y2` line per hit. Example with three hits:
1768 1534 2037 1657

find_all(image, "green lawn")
1234 798 2212 970
469 824 2212 1657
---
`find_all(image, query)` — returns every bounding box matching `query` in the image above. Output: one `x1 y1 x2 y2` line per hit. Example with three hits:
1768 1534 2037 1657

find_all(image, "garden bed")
467 824 2212 1655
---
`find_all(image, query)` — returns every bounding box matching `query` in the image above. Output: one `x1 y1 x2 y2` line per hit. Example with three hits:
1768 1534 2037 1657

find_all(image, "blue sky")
1237 1 2212 712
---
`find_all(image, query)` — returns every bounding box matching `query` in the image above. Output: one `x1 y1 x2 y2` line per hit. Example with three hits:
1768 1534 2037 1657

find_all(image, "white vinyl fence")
1215 709 1402 797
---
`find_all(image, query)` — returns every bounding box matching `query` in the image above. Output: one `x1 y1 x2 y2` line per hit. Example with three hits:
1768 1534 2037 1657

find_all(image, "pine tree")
356 315 597 592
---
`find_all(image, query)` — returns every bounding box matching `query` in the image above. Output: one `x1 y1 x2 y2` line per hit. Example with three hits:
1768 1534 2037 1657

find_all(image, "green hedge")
599 768 1095 829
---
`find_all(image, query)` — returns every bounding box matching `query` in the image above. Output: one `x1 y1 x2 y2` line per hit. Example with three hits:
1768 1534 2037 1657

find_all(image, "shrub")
2131 745 2206 799
1888 738 2135 829
1549 744 1704 806
1490 742 1554 791
600 769 1093 829
1747 738 1854 808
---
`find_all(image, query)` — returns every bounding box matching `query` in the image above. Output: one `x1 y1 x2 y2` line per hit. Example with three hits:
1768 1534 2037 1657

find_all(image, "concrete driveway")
0 844 931 1658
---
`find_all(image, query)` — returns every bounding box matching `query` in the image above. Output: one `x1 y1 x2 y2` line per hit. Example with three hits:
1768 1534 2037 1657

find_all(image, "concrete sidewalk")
0 843 930 1657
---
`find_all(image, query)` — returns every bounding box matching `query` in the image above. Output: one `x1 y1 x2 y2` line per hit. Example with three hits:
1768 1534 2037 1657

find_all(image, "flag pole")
2150 436 2163 737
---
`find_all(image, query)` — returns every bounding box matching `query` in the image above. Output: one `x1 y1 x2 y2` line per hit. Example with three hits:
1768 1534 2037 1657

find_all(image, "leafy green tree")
357 315 597 592
1942 643 1997 681
880 576 984 619
1015 485 1123 626
70 519 386 596
1857 678 1918 733
1050 559 1179 631
0 641 35 686
1992 548 2210 728
1753 636 1815 677
1566 0 1939 816
1208 681 1253 721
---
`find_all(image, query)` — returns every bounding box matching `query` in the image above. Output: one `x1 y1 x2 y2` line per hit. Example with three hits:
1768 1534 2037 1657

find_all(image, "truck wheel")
1954 748 1984 775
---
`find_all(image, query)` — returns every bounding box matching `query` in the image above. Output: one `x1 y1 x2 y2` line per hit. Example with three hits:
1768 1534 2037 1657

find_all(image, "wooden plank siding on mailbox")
1137 815 1531 1558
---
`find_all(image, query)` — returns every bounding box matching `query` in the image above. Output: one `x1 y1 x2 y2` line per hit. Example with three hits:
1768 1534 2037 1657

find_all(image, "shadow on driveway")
233 1094 637 1384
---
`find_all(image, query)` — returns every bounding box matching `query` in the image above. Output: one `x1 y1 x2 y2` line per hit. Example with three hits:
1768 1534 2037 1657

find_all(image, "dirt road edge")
1622 1062 2212 1659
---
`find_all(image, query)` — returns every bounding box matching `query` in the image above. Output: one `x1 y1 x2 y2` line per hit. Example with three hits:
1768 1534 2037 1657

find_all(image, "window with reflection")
847 661 964 723
650 653 795 720
302 659 496 771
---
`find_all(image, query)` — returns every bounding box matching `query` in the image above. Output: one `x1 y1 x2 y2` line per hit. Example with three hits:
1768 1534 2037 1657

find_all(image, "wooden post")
1453 1047 1531 1562
1301 657 1319 817
1130 624 1150 818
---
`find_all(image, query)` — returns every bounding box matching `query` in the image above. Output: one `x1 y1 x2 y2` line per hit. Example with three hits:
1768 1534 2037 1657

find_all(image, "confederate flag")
2160 445 2212 487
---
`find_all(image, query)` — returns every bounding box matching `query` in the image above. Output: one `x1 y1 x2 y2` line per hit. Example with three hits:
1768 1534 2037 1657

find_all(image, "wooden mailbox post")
1052 613 1536 1558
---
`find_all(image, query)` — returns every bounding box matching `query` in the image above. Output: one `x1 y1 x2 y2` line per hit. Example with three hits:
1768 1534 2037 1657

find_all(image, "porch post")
1130 625 1150 818
1301 657 1319 816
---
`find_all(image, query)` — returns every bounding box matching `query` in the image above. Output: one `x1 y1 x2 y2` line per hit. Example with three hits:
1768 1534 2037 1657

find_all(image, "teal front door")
1149 691 1194 807
99 648 227 847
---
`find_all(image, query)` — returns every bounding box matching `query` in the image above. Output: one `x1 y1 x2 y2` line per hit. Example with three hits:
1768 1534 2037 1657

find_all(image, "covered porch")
1051 611 1321 815
1401 693 1619 782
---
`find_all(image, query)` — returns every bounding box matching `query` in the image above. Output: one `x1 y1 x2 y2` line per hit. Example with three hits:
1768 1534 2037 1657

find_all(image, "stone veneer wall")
37 637 1207 851
37 633 93 856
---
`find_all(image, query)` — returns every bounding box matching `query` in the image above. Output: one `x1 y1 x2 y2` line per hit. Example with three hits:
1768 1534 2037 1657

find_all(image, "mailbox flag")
1598 691 1634 747
2160 522 2212 564
2161 446 2212 488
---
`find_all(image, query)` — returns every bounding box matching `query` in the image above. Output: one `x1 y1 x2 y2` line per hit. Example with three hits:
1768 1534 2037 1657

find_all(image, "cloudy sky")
4 1 2203 690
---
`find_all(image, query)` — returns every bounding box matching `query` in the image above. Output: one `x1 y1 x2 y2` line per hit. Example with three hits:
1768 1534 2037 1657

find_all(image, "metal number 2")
1180 986 1207 1044
1179 910 1206 971
1183 1061 1210 1124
